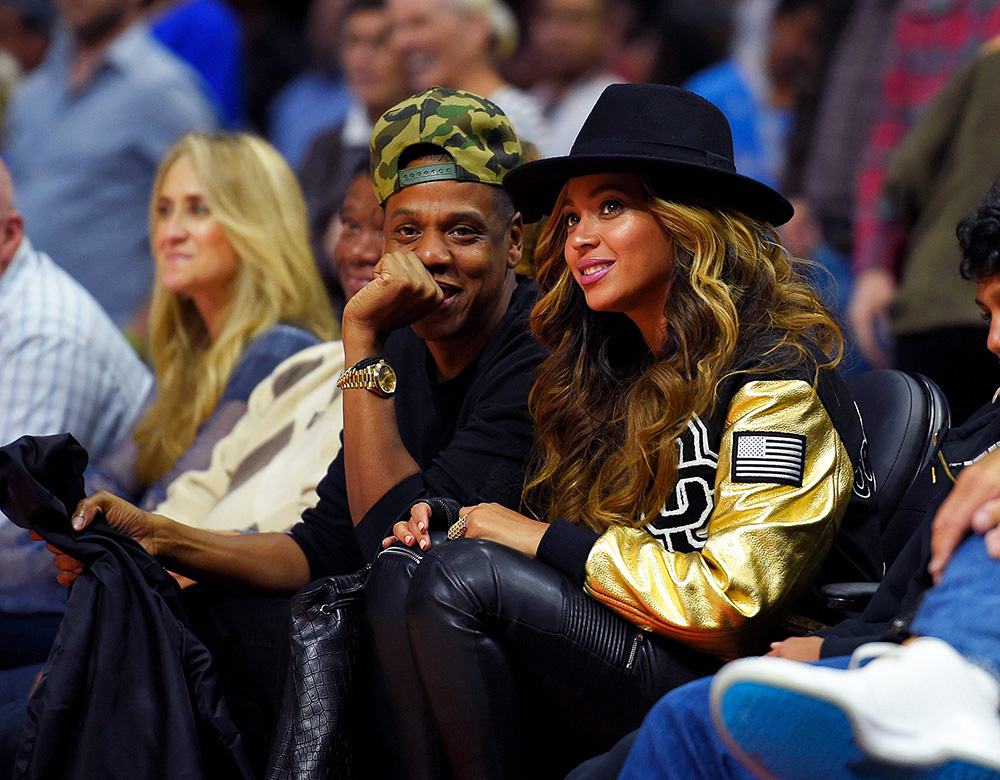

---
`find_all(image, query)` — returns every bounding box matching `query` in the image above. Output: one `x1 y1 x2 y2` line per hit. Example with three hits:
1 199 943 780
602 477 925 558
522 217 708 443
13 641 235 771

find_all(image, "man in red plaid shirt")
847 0 1000 409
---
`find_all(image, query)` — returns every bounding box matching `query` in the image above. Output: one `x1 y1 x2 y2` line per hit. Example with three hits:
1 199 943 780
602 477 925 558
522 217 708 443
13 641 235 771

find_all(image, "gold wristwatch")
337 356 397 397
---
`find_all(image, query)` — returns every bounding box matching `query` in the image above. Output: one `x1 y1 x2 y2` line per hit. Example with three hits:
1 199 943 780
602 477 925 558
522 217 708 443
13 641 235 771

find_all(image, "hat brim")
504 153 794 226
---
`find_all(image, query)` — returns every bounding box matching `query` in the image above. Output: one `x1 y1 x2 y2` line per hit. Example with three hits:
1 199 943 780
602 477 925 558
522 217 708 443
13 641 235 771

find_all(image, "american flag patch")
731 431 806 487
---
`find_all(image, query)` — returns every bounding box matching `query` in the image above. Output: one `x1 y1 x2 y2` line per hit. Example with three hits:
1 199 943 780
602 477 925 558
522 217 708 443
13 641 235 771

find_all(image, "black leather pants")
364 537 720 780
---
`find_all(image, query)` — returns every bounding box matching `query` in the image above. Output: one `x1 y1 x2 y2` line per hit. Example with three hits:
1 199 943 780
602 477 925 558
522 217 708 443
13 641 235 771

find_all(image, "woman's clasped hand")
383 501 548 557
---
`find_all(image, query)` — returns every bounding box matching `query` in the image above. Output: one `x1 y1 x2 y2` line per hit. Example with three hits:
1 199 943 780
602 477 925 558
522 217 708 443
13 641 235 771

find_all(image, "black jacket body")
0 434 253 780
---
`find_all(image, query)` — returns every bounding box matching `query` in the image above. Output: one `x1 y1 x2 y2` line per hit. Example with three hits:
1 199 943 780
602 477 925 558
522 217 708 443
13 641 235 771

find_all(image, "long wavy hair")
133 132 338 484
524 179 842 532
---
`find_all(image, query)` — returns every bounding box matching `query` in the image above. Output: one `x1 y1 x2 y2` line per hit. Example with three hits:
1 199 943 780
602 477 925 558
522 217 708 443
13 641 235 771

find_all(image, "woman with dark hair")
315 158 383 316
586 175 1000 780
369 84 882 780
363 84 882 780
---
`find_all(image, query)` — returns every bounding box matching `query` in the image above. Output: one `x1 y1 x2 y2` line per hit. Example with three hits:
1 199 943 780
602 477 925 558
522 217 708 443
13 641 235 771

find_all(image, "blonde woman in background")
88 132 337 511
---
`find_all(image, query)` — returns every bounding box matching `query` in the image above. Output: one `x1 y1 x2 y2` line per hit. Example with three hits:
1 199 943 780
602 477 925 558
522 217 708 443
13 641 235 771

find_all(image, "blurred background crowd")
0 0 998 419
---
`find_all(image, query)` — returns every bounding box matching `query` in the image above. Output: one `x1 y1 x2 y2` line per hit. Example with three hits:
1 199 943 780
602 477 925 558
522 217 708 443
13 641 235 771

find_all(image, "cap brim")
504 154 794 226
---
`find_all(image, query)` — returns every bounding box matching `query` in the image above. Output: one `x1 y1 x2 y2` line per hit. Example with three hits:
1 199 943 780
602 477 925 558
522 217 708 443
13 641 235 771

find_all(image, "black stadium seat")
821 369 950 612
847 369 950 543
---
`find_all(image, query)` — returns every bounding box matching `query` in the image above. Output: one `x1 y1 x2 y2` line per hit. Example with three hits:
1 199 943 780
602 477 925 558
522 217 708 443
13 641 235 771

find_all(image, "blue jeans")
808 242 852 319
911 533 1000 680
617 656 852 780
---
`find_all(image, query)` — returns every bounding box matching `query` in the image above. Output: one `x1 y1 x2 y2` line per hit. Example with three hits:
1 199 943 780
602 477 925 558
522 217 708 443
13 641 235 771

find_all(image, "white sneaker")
710 637 1000 780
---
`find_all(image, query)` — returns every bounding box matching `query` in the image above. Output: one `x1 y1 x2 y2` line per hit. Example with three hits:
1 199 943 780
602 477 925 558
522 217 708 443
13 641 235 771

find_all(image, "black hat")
504 83 794 226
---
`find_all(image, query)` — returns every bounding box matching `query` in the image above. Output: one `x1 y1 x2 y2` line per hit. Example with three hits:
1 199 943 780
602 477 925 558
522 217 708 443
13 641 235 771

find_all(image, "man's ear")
1 211 23 263
506 212 523 269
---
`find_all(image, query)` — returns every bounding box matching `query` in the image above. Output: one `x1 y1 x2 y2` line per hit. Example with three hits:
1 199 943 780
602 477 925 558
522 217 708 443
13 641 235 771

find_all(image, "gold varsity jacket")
539 355 881 660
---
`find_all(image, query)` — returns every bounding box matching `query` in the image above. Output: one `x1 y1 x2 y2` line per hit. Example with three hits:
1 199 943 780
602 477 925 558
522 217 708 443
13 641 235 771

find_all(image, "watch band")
337 356 396 397
337 356 380 388
337 365 379 389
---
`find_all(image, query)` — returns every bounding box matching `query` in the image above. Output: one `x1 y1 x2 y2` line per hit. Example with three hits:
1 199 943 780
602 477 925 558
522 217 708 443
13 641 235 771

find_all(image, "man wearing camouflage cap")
333 86 539 557
52 87 544 774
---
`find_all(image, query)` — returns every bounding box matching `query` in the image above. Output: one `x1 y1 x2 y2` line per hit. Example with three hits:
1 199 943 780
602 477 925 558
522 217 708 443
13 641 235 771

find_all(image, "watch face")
375 363 397 395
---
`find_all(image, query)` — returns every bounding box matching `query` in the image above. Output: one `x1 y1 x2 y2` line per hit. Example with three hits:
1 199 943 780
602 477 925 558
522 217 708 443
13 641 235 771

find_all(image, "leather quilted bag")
266 566 370 780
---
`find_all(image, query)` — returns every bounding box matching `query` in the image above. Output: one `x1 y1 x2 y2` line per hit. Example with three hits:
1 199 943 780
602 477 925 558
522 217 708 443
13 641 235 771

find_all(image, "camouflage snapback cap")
370 87 523 204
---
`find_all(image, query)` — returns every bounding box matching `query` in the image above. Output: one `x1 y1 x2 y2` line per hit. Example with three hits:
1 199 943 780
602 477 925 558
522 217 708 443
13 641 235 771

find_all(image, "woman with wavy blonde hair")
369 85 881 780
89 132 337 508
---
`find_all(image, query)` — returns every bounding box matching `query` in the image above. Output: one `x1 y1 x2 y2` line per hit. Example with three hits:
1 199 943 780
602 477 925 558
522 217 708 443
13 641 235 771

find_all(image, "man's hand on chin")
341 249 444 350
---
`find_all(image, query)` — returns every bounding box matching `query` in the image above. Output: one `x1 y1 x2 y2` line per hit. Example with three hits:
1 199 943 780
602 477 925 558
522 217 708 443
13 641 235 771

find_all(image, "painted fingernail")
418 522 426 532
405 535 414 544
419 539 429 550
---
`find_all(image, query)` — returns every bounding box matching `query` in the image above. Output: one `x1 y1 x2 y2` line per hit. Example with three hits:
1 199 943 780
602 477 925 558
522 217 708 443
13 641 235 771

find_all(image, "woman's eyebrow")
588 183 629 199
561 184 630 210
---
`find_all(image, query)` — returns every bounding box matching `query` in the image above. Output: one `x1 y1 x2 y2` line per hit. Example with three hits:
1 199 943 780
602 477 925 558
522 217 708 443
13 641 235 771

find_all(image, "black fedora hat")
504 83 794 226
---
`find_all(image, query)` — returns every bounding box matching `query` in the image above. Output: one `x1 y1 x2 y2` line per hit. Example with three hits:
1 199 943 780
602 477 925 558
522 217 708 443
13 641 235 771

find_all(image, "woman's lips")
578 260 614 286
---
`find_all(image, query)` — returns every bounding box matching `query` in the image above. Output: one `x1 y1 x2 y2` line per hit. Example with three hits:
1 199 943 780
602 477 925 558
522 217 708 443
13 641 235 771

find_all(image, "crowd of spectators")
0 0 999 778
0 0 990 400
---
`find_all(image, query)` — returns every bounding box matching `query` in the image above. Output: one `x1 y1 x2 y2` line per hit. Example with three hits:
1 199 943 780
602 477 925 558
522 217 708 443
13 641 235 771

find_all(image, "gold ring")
447 513 470 540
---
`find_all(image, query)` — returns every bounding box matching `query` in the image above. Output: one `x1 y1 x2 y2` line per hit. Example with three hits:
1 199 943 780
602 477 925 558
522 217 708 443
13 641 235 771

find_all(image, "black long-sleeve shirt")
816 473 938 657
288 277 544 578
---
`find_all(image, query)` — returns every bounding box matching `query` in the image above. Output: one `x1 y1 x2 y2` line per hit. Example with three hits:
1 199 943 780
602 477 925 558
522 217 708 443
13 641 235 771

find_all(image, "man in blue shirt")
267 0 352 167
2 0 217 328
685 0 820 190
146 0 245 128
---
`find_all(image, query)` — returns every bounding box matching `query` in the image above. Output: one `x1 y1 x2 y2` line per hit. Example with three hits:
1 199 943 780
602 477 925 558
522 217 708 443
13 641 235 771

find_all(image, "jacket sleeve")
583 379 855 658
